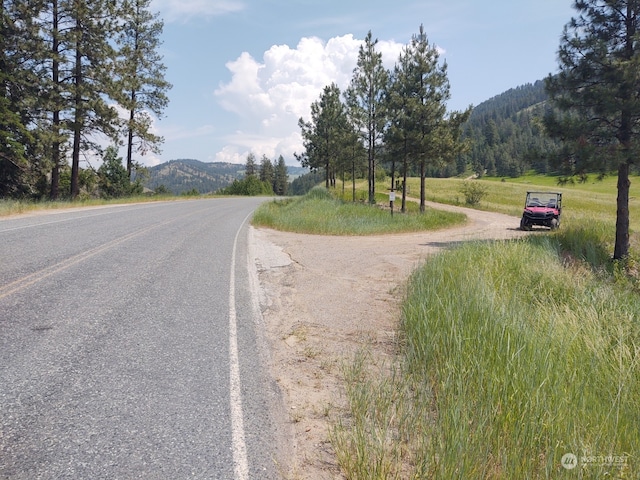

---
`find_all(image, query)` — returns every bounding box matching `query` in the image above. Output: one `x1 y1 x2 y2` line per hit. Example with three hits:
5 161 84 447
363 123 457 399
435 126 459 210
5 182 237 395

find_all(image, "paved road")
0 199 285 479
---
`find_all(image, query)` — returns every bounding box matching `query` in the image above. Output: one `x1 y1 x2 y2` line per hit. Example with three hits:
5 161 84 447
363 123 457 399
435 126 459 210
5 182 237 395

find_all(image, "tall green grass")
404 237 638 477
252 187 466 235
333 233 639 478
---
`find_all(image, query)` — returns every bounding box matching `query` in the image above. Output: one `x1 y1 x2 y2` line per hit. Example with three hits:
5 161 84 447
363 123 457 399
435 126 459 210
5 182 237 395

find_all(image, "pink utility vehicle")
520 191 562 231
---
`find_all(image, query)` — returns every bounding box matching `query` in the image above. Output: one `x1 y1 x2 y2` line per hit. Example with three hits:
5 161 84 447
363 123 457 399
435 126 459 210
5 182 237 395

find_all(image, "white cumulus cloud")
213 34 404 164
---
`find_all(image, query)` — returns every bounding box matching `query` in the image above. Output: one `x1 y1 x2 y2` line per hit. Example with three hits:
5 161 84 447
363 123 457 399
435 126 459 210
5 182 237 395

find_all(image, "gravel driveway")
250 202 529 479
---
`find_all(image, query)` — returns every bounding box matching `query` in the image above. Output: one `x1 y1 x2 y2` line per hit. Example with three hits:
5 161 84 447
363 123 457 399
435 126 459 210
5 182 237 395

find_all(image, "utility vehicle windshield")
526 193 559 209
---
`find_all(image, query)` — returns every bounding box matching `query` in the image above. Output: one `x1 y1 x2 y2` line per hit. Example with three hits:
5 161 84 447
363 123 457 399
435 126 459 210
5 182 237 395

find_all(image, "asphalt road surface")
0 198 285 479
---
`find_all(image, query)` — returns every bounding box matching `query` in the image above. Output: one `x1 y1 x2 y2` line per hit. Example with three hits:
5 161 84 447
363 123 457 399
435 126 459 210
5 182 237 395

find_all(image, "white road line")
228 213 252 480
0 204 159 232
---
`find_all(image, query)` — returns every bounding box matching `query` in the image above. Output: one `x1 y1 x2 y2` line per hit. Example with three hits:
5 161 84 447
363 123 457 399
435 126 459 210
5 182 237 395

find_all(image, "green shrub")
459 180 489 205
305 186 333 201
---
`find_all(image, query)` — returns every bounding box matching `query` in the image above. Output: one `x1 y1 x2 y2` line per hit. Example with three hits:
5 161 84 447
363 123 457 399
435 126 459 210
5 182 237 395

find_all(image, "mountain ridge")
145 80 557 193
460 79 561 177
144 159 308 195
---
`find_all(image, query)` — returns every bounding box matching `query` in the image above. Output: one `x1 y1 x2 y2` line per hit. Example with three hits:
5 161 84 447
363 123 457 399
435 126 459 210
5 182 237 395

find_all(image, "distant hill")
144 158 308 194
147 82 559 193
460 80 562 177
144 159 243 194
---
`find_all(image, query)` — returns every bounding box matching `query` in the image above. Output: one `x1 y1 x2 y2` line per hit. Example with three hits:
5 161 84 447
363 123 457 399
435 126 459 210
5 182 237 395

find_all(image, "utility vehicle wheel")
550 218 559 230
520 218 530 231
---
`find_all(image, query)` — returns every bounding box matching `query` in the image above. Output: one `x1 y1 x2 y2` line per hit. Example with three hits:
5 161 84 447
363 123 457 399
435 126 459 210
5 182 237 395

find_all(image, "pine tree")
67 0 120 198
37 0 72 199
386 25 470 212
37 0 121 199
274 155 288 196
386 44 415 213
345 31 389 204
259 155 274 186
297 83 350 189
0 1 42 197
343 99 367 202
545 0 640 260
47 0 64 199
114 0 171 179
405 25 452 212
244 153 257 177
98 145 130 198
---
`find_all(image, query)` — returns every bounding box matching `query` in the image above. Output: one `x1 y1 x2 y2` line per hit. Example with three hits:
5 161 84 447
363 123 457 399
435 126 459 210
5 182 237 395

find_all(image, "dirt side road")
249 203 529 479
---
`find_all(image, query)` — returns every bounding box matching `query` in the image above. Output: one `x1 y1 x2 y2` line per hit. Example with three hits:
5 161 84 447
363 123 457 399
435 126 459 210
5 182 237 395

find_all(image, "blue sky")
143 0 576 167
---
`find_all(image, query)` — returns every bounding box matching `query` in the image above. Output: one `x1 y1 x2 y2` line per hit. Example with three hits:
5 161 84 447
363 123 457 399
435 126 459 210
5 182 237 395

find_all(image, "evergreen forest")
459 80 562 178
0 0 171 200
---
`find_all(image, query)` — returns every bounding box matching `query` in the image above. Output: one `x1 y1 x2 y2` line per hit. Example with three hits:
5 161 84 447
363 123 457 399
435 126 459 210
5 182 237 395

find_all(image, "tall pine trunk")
419 160 425 213
614 160 630 260
50 110 60 200
614 7 634 261
401 135 408 213
127 103 134 179
325 132 330 189
351 147 356 202
368 125 375 204
70 16 82 199
50 0 61 200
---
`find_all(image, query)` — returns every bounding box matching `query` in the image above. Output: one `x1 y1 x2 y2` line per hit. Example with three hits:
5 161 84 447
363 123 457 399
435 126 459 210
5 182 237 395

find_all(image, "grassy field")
252 187 466 235
403 173 640 232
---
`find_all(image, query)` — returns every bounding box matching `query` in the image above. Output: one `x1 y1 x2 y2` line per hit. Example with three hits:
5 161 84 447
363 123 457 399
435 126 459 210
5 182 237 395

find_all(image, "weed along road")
0 198 285 479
